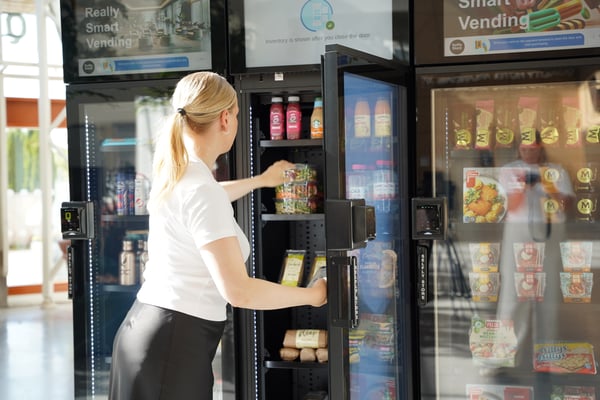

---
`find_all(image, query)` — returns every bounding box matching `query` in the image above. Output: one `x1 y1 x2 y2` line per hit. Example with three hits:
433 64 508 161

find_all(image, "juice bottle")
374 97 392 137
354 98 371 138
372 96 392 152
270 97 285 140
310 97 324 139
286 95 302 139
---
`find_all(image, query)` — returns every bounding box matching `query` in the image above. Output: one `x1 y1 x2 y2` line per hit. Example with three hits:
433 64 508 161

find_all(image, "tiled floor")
1 241 74 400
0 299 74 400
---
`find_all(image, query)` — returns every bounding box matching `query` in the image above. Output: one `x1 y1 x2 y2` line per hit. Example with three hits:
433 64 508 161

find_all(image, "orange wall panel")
6 97 67 128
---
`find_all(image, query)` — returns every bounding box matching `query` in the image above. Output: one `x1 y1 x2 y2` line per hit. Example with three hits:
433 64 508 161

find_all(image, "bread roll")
300 347 316 362
279 347 300 361
283 329 327 349
316 347 328 363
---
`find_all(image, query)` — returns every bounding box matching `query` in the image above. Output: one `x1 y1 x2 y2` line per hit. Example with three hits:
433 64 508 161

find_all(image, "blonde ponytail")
147 72 237 212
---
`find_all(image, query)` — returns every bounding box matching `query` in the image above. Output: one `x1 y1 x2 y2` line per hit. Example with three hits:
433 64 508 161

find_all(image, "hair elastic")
177 107 187 116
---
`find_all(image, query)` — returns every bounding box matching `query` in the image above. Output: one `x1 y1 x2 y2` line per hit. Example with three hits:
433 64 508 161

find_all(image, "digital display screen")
67 0 214 78
443 1 600 57
242 0 394 68
61 207 82 234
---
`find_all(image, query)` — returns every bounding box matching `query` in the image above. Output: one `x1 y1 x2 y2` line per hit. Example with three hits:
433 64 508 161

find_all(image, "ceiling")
1 0 36 14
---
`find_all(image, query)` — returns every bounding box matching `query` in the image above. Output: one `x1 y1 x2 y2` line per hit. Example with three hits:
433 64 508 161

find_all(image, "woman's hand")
309 278 328 307
259 160 296 188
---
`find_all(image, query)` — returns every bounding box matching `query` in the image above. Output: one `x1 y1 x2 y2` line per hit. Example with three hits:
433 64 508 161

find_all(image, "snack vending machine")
412 1 600 399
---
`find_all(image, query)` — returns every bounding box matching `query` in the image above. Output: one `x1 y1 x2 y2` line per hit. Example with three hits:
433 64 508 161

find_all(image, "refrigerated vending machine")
227 0 413 398
58 1 232 398
412 2 600 399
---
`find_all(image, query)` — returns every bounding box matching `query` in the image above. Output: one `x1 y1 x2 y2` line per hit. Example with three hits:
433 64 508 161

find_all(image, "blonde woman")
109 72 327 400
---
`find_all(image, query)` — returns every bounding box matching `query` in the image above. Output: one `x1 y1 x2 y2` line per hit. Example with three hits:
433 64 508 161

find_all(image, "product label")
354 114 371 137
295 329 321 348
374 113 391 137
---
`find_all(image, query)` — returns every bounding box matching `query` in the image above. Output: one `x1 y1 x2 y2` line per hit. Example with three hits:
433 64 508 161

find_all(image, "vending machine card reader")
60 201 95 240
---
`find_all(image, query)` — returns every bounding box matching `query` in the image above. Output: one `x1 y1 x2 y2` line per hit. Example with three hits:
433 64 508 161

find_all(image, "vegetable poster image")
444 0 600 56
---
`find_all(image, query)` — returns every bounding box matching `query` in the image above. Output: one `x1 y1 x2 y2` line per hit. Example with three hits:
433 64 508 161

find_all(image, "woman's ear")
220 109 230 133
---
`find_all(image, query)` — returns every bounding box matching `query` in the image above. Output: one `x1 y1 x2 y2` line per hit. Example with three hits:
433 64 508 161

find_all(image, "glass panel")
343 72 401 399
426 78 600 399
71 85 232 399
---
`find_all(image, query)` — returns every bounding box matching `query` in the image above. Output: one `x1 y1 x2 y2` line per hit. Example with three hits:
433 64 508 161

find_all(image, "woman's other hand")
260 160 296 188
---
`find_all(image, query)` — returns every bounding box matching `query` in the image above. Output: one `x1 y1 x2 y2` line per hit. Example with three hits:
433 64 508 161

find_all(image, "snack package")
475 99 495 150
563 96 583 148
533 342 597 374
283 329 327 349
279 250 306 287
306 251 327 287
452 102 475 150
467 384 533 400
469 242 501 272
514 272 546 302
275 164 322 214
560 272 593 303
539 96 560 147
469 315 518 368
586 125 600 145
495 98 518 149
518 96 539 146
469 272 500 302
550 385 596 400
560 241 593 272
513 242 545 271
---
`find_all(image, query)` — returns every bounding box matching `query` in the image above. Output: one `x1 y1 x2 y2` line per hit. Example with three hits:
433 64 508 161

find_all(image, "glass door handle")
330 255 359 328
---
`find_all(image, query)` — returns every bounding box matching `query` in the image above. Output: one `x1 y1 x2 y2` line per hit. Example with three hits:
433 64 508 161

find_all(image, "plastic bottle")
310 97 324 139
119 240 137 285
270 97 285 140
286 96 302 139
372 96 392 152
347 164 369 200
354 98 371 138
372 160 397 213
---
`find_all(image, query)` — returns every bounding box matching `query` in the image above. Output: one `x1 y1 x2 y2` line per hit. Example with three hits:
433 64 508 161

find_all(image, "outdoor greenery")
7 128 40 191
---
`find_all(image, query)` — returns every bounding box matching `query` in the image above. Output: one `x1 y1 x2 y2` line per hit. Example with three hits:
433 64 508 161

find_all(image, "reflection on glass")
343 72 400 399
